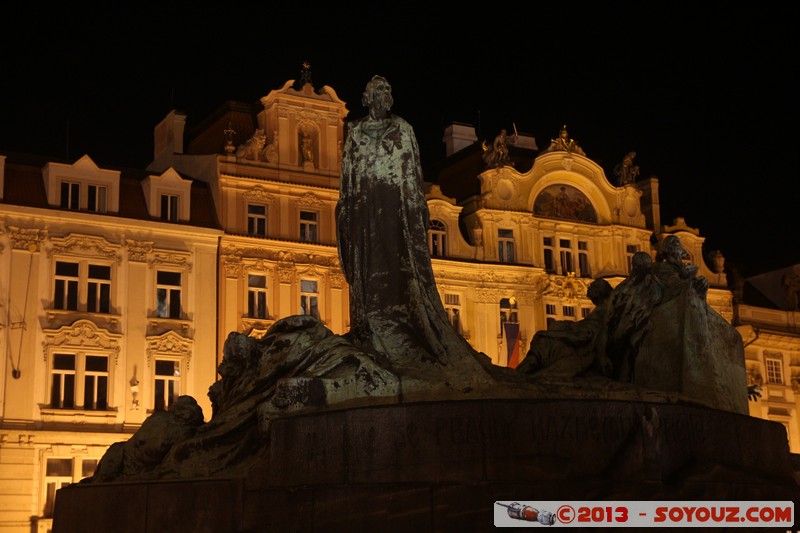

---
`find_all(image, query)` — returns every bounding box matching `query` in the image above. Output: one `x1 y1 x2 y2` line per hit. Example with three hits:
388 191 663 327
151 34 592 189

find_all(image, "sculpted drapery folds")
336 76 495 378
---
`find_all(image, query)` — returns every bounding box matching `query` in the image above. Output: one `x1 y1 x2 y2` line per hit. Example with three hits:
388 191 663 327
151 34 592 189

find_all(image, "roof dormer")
142 168 192 222
42 155 121 213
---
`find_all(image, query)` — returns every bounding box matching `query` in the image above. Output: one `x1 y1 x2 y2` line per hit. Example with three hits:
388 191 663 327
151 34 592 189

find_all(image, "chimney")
153 110 187 163
442 123 477 157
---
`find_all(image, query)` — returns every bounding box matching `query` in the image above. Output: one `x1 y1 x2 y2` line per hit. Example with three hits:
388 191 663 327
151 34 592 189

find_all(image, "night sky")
1 3 796 278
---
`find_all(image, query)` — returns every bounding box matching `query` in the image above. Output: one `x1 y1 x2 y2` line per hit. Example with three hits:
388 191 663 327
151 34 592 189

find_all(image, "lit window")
498 229 515 263
160 194 179 222
154 359 181 411
248 274 268 319
429 220 447 257
500 297 518 324
300 211 318 242
156 271 181 319
300 279 319 319
88 184 107 213
247 204 267 236
765 357 784 385
50 353 108 410
444 293 461 333
60 181 80 210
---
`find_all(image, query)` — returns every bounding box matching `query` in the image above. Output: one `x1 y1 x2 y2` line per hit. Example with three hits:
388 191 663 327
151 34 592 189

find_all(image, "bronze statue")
336 75 495 377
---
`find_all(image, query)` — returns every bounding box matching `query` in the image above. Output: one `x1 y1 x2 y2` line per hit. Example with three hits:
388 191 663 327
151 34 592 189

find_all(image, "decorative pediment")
146 330 193 368
243 185 275 203
42 319 122 364
296 192 322 207
48 233 122 262
149 250 192 271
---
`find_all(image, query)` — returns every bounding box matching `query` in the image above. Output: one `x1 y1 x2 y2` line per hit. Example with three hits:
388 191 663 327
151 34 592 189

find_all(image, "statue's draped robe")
337 114 497 384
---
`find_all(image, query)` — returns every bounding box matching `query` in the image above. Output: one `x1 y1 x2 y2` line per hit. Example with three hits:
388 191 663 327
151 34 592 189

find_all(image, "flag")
503 321 521 369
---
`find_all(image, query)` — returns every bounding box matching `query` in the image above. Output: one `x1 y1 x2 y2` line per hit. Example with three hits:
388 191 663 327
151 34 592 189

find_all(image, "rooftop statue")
613 151 641 185
542 124 586 156
481 126 517 168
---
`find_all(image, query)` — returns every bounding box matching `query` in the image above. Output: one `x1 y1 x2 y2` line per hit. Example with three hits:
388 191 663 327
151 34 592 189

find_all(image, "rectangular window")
43 457 96 518
626 244 639 274
765 357 784 385
60 181 80 210
559 239 573 275
299 211 319 243
156 271 182 319
54 261 79 310
429 220 447 257
50 353 109 410
578 241 590 278
154 359 180 411
247 274 268 319
83 355 108 410
444 293 461 333
543 236 555 272
160 194 179 222
563 305 575 318
88 184 107 213
51 354 76 409
581 308 591 319
43 458 73 518
545 303 557 316
87 264 111 313
247 204 267 236
500 297 518 324
498 229 515 263
300 279 320 319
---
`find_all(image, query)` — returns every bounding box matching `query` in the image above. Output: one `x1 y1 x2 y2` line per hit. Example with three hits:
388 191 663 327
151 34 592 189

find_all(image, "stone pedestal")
53 399 800 532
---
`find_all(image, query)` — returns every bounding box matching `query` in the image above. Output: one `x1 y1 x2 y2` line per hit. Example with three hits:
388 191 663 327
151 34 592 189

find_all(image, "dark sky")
1 3 797 278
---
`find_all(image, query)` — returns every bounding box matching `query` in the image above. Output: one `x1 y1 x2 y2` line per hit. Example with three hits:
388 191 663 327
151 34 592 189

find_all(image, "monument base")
53 399 800 532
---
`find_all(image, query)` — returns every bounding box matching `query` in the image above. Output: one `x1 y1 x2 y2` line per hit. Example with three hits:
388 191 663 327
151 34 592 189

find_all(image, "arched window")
428 219 447 257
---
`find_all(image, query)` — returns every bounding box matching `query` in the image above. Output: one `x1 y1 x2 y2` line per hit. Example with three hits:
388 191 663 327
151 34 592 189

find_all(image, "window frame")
160 193 179 222
53 259 114 314
49 351 111 411
247 273 269 319
247 203 268 237
498 228 515 263
428 219 448 257
155 270 183 319
299 210 319 243
299 278 320 319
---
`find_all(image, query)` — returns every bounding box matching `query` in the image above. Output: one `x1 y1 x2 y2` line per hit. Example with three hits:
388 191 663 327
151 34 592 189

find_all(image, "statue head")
658 235 689 265
587 278 613 305
362 75 393 118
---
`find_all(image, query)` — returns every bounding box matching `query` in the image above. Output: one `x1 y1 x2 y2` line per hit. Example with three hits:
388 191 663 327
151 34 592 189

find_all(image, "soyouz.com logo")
494 501 794 528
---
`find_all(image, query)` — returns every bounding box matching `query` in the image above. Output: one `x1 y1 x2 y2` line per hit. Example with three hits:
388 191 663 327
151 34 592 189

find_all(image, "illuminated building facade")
0 74 797 532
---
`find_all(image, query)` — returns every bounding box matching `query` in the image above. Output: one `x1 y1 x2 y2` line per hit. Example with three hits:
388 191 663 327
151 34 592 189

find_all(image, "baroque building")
0 71 797 532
